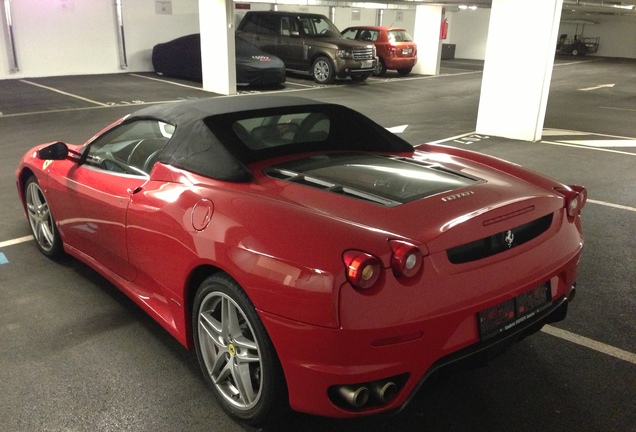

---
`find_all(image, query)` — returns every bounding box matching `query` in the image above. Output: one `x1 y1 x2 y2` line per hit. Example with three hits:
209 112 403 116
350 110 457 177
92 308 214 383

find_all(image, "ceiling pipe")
3 0 19 71
114 0 128 69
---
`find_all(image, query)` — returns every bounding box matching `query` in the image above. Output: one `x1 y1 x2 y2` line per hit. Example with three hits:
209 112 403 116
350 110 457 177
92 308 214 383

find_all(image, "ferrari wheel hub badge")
228 343 236 356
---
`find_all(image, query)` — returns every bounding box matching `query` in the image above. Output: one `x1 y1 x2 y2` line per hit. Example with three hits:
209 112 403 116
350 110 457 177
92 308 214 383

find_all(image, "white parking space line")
561 139 636 148
542 325 636 365
20 80 110 107
542 129 589 137
578 83 615 91
601 106 636 113
0 235 33 248
543 128 636 140
130 73 205 90
588 199 636 213
541 140 636 156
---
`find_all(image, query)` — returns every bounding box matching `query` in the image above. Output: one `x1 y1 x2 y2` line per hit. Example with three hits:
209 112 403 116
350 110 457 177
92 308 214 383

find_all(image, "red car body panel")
16 96 585 419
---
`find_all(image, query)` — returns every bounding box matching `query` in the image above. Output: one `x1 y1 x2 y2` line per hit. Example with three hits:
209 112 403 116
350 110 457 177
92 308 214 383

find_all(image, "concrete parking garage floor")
1 57 635 432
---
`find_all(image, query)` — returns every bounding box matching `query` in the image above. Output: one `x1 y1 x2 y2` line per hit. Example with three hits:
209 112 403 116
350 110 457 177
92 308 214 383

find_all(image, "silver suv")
237 11 377 84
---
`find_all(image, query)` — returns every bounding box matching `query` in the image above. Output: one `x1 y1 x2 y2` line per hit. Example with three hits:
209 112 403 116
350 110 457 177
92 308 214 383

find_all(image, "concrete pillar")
199 0 236 95
376 9 384 27
476 0 563 141
412 5 443 76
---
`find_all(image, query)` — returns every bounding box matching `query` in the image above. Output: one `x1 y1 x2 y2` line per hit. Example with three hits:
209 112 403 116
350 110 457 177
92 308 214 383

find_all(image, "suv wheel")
312 57 335 84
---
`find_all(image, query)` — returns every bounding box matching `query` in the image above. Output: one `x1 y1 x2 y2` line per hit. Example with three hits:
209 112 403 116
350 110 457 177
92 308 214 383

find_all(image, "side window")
83 120 173 176
258 14 280 35
342 29 358 40
241 13 261 33
281 17 291 36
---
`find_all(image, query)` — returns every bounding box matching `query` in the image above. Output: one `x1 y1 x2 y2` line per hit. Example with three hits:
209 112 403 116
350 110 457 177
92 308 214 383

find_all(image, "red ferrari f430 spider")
16 96 586 424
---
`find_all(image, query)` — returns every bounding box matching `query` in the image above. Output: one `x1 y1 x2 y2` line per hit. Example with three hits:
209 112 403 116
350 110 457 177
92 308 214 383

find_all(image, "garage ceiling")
280 0 636 15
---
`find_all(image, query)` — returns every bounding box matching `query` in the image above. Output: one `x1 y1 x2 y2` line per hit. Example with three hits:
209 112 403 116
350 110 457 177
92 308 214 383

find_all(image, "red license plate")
478 282 551 340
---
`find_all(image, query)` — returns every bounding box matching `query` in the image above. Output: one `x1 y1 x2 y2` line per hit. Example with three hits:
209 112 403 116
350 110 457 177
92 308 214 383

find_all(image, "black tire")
571 49 579 56
397 68 412 76
351 73 370 82
24 176 63 258
373 59 387 77
312 56 336 84
192 273 288 425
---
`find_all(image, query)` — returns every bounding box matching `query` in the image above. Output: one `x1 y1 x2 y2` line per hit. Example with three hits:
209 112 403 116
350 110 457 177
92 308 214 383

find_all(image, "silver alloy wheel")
198 291 263 411
25 181 56 252
313 59 330 83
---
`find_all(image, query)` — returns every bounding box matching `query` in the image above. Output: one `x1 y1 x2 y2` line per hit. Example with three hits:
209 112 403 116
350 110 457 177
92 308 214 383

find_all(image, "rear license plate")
402 48 413 55
478 282 551 340
360 60 372 68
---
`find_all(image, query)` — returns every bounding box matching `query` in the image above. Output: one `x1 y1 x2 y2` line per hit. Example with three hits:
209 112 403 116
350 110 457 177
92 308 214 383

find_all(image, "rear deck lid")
263 153 481 207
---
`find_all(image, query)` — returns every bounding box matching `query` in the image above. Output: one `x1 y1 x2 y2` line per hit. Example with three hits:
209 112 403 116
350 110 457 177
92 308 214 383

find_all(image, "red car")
342 26 418 76
16 96 586 425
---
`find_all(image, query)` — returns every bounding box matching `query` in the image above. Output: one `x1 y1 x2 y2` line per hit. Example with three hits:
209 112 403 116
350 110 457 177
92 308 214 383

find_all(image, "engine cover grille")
447 213 553 264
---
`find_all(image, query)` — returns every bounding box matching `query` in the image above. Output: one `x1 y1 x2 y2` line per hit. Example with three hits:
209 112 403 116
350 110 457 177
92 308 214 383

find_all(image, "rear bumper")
259 254 580 418
383 56 417 70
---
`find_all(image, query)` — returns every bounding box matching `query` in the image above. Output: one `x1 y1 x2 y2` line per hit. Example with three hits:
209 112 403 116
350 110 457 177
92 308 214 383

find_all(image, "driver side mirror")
37 142 69 160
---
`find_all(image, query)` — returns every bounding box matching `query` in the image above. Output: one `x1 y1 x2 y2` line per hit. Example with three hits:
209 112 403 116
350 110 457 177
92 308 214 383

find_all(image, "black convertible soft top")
126 95 414 182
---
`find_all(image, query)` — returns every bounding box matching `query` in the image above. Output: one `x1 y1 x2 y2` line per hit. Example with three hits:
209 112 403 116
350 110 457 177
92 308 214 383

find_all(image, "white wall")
1 1 634 80
0 0 199 80
446 9 491 60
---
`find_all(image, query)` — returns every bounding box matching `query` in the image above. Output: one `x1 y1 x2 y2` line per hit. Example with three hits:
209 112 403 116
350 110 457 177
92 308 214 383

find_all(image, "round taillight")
343 250 381 290
555 185 587 218
567 195 580 217
389 240 423 278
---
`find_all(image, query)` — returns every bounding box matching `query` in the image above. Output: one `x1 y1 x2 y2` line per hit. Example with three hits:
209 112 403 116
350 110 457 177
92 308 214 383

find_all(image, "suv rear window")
242 13 279 34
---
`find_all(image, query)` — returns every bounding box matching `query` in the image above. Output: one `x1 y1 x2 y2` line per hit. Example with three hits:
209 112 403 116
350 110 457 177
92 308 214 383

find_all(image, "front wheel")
24 176 63 258
312 56 336 84
193 273 288 425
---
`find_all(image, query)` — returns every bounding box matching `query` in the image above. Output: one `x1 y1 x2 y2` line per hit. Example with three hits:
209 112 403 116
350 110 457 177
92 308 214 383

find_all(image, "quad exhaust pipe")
337 385 370 408
372 380 398 403
336 380 398 408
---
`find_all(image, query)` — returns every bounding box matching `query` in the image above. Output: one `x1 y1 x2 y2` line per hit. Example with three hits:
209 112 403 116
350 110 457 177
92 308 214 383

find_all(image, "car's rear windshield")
204 104 413 164
388 30 413 43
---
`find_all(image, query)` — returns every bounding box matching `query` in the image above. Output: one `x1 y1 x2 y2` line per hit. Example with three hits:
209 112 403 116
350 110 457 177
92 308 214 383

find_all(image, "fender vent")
447 213 553 264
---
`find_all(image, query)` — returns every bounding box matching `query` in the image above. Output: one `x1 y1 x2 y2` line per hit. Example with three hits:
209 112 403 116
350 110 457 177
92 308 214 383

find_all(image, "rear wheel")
24 176 63 258
397 68 412 76
312 56 336 84
193 273 288 425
